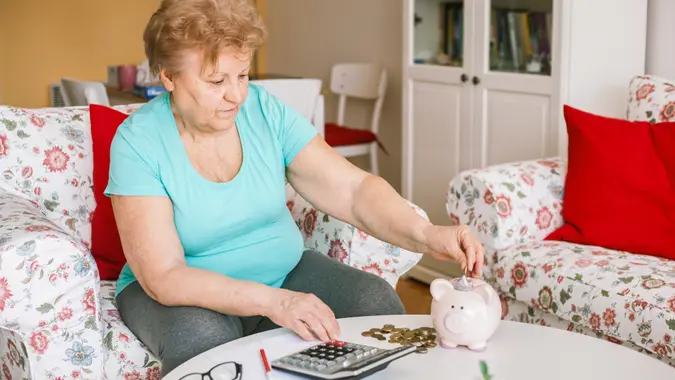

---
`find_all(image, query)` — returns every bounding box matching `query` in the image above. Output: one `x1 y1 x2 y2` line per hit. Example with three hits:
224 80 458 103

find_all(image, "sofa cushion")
491 240 675 361
546 105 675 261
90 105 131 280
627 75 675 123
0 104 143 247
100 281 161 379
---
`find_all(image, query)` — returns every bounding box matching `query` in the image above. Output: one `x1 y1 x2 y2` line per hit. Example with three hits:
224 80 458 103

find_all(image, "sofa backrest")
0 103 141 245
626 75 675 123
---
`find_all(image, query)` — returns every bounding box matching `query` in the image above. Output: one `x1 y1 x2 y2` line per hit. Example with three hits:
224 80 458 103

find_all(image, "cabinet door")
470 0 559 167
402 0 475 225
407 81 471 226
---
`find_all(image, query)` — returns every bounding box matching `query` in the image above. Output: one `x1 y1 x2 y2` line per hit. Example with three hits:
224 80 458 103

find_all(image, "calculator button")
316 364 327 371
335 357 346 362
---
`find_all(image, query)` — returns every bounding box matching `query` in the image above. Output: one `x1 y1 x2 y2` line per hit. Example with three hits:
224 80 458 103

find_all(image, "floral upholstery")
626 75 675 123
287 185 425 288
495 241 675 364
0 102 425 380
0 191 103 380
447 154 675 366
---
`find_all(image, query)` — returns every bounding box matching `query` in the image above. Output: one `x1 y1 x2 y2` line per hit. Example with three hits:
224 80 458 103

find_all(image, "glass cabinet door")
488 0 553 76
412 0 466 67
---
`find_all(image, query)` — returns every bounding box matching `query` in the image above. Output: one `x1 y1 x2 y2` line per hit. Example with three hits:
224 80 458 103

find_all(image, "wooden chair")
251 78 325 136
324 63 387 175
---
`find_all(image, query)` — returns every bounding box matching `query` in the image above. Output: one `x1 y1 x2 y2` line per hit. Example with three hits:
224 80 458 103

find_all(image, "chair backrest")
251 78 323 133
329 63 387 134
60 78 110 107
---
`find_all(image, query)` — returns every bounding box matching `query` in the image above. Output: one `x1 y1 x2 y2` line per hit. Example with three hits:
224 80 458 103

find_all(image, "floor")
395 277 432 314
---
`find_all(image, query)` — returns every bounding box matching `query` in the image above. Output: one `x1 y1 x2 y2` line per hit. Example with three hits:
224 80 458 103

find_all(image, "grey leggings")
116 249 405 377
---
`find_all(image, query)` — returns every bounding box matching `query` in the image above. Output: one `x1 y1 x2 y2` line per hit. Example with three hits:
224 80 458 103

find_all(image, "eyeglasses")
178 361 243 380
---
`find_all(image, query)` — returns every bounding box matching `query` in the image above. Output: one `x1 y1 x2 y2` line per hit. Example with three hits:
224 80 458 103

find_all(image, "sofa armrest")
446 157 566 251
286 186 424 288
0 191 103 378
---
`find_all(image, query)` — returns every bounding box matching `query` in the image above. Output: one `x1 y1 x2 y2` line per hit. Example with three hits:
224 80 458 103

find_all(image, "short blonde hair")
144 0 267 76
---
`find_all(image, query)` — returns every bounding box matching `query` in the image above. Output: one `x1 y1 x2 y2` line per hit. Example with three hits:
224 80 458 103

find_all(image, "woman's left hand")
421 225 485 278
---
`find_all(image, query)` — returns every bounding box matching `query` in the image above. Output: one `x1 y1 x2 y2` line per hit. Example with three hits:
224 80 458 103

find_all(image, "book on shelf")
490 8 552 75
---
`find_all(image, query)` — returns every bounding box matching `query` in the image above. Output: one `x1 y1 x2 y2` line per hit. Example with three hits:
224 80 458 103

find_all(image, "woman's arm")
111 194 340 341
287 136 484 276
286 136 432 255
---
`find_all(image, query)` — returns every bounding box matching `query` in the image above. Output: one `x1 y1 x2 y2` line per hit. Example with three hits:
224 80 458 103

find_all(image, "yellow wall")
0 0 161 108
0 0 268 108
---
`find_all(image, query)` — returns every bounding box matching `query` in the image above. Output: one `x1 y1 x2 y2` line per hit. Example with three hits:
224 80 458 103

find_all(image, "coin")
360 324 439 351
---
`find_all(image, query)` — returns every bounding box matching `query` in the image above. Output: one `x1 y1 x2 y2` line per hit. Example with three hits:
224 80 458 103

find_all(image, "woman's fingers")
292 319 317 341
459 228 477 275
302 312 332 342
313 300 340 340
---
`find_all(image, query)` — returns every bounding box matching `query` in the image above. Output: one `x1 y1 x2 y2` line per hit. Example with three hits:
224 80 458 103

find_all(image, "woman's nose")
224 85 243 104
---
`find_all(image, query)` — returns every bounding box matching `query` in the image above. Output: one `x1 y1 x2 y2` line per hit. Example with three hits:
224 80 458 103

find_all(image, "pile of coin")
361 324 437 354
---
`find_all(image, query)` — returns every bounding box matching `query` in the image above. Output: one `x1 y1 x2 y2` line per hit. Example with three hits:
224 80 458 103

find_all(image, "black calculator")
270 340 417 379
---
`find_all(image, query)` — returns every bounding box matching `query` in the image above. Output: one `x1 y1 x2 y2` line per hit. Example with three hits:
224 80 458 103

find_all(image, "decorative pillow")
626 75 675 123
90 105 130 280
0 105 96 243
545 105 675 260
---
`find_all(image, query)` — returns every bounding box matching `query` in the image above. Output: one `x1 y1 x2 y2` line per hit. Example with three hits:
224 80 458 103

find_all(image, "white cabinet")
401 0 648 282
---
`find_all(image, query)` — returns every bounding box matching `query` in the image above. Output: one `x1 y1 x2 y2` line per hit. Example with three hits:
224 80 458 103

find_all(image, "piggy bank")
430 275 502 351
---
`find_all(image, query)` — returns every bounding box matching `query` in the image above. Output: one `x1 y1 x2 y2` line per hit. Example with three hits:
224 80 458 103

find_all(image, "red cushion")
325 122 377 147
90 105 130 280
545 105 675 260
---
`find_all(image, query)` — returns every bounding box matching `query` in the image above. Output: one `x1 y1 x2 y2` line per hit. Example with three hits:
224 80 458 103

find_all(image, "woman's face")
162 47 251 132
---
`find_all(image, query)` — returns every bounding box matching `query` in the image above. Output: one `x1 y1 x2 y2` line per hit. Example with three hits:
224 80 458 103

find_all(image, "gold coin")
361 331 373 337
370 328 382 333
415 347 428 354
403 331 416 339
372 333 386 341
424 342 437 348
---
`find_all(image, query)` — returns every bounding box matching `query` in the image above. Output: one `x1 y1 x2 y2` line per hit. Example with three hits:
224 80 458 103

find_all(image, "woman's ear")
159 68 175 91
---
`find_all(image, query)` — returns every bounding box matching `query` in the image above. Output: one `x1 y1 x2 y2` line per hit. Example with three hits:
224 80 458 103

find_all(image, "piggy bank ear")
430 279 454 301
474 283 494 305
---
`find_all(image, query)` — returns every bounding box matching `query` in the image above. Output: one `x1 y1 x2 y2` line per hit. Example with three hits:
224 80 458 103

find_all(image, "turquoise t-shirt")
105 84 317 297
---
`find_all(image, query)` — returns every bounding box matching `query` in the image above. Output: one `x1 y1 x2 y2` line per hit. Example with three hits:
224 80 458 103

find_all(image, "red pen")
260 348 274 379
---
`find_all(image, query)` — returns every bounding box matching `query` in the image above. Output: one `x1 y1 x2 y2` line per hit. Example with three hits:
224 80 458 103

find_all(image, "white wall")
647 0 675 80
264 0 404 192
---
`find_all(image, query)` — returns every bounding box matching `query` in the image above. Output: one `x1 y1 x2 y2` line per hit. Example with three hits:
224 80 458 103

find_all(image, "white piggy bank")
430 276 502 351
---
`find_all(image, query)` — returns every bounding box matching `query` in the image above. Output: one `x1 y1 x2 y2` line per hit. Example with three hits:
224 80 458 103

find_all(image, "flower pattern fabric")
447 156 675 366
286 184 424 289
0 102 424 379
0 191 103 380
626 75 675 123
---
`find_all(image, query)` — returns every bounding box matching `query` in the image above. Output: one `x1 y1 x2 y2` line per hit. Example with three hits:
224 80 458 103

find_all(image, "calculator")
270 340 417 379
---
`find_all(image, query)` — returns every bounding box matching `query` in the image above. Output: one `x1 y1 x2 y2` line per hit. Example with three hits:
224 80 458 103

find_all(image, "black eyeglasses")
178 361 243 380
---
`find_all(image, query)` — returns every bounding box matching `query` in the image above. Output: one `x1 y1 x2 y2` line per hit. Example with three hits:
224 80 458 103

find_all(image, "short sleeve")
255 85 319 167
104 127 167 197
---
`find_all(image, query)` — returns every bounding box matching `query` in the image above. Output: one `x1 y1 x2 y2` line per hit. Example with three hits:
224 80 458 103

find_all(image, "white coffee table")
164 314 674 380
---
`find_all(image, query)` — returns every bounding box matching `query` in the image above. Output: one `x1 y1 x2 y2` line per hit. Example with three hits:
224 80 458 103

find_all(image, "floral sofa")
0 102 425 380
446 75 675 367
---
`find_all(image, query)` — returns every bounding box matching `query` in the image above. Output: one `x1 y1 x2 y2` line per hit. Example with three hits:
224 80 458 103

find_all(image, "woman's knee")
347 273 406 317
157 310 244 376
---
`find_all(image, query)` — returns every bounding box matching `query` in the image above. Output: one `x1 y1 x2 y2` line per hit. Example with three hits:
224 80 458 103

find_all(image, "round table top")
165 314 675 380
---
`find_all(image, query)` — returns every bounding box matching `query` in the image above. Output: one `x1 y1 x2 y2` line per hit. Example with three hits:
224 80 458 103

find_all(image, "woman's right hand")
265 288 341 342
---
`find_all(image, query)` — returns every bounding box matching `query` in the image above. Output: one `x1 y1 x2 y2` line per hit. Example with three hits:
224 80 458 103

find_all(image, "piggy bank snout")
445 312 470 334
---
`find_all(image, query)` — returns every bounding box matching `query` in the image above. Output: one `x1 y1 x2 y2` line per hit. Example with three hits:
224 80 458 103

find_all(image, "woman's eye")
211 80 224 85
239 74 248 80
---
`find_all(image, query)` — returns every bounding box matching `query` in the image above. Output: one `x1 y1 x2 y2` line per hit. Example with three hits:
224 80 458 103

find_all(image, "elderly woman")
107 0 485 375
